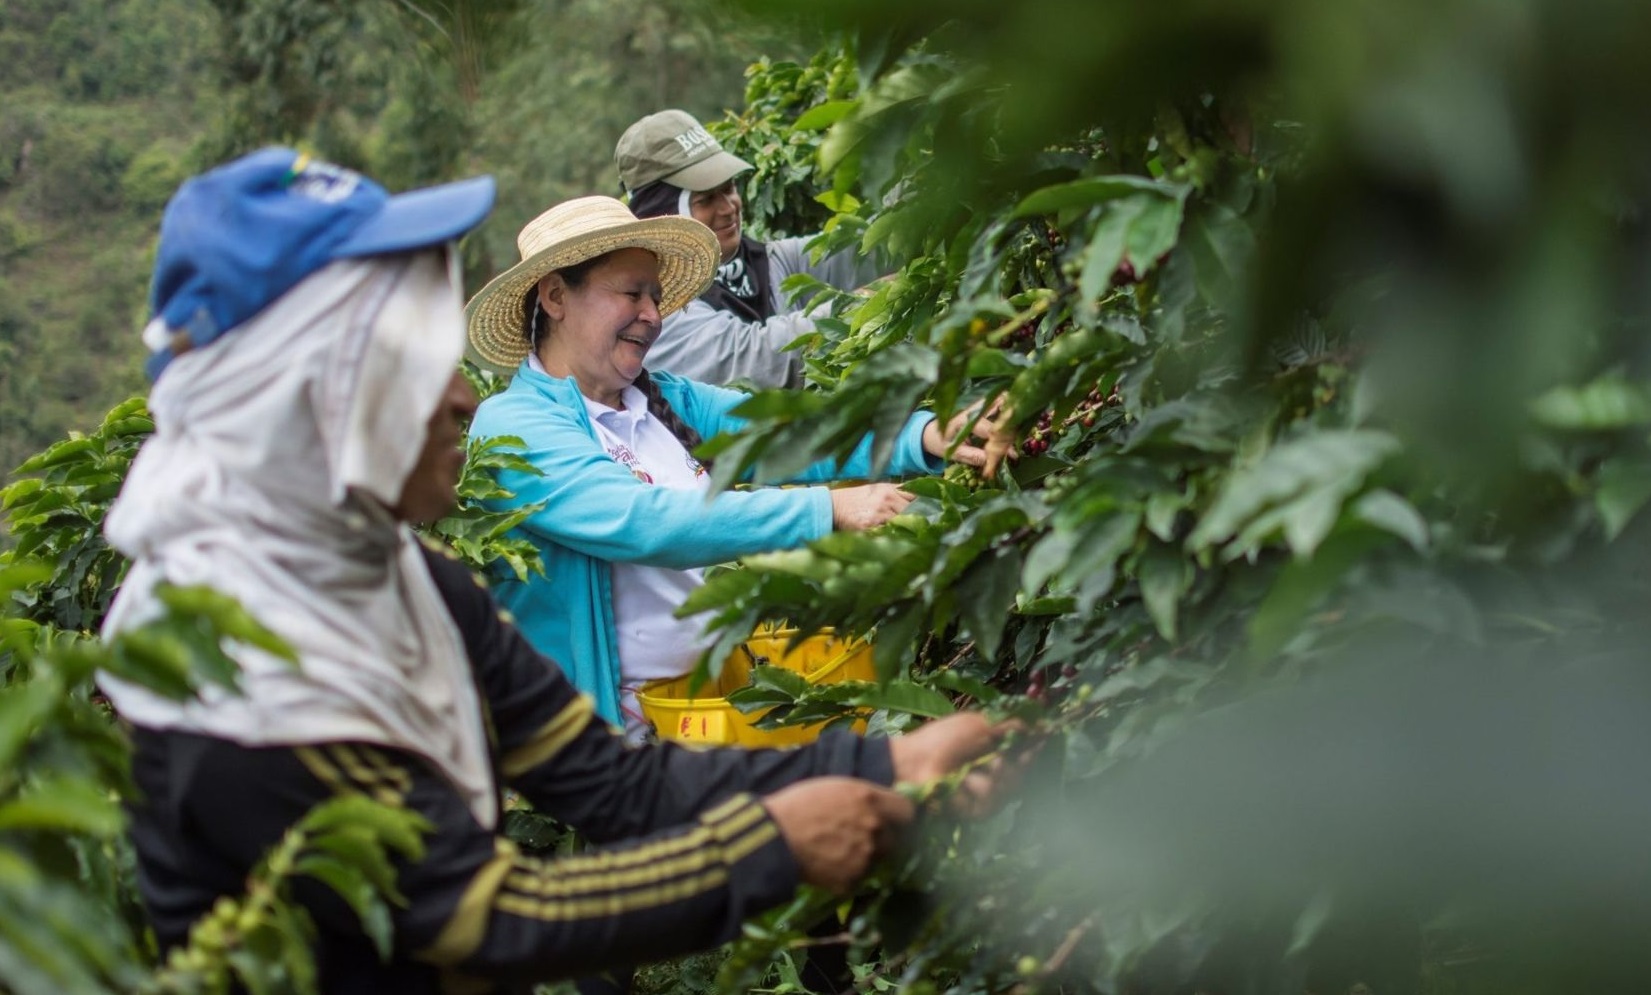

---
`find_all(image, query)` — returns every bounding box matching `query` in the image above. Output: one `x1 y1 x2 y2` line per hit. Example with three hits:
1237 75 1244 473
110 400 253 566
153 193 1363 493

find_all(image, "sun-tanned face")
393 371 477 524
688 180 742 262
533 247 664 409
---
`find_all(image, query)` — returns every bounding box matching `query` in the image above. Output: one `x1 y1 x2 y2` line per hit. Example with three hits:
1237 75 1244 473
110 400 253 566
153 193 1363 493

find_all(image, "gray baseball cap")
616 109 754 193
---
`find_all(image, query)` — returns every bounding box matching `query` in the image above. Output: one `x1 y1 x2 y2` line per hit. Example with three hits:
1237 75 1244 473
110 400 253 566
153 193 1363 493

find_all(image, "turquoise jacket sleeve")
472 386 836 572
656 372 943 484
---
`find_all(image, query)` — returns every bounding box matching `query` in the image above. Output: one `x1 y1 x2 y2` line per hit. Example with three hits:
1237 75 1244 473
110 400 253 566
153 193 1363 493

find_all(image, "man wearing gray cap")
616 108 884 389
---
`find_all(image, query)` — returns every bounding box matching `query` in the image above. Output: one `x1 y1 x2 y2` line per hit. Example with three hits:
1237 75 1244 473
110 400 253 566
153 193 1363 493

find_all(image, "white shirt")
576 384 717 729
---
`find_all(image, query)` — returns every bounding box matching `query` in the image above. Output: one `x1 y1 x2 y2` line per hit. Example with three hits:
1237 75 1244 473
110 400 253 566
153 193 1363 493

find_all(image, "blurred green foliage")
1 395 148 629
671 2 1651 992
11 0 1651 992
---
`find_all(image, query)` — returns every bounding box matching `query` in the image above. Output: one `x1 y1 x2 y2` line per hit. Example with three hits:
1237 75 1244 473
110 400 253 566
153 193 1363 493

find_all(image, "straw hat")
465 195 718 374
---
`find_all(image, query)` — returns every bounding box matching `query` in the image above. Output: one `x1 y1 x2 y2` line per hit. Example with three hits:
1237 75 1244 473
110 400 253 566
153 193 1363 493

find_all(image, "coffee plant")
2 396 151 631
672 3 1651 991
0 559 427 994
709 47 860 241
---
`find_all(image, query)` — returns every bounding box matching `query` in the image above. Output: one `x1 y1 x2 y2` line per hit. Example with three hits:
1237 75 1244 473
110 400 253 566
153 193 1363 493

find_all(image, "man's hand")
889 712 1020 815
762 777 917 894
922 401 1006 470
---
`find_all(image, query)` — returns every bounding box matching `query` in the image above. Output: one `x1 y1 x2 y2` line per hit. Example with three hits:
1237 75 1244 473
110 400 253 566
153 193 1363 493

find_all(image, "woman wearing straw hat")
466 195 989 738
105 150 1009 994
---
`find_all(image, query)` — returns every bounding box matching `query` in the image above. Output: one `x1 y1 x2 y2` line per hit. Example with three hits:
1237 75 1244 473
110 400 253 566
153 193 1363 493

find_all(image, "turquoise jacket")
469 364 941 726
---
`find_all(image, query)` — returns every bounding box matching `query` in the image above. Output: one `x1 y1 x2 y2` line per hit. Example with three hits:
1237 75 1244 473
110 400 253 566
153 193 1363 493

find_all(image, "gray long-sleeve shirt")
646 237 886 389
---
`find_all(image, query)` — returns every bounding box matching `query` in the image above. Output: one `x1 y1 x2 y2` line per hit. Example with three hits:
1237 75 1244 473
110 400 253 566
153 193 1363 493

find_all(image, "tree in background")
0 0 216 477
465 0 803 281
0 0 788 480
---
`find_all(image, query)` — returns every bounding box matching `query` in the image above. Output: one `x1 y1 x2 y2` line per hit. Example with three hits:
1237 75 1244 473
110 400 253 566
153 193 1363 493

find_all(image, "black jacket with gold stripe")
125 543 894 993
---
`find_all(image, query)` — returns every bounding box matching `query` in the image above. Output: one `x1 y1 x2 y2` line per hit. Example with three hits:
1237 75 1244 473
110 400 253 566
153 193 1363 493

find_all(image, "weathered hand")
762 777 917 894
922 400 1007 470
888 712 1022 814
830 483 915 531
889 712 1002 783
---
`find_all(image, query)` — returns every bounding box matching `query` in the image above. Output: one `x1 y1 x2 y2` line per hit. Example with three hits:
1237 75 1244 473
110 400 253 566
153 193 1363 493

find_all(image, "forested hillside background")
1 0 208 476
0 0 794 477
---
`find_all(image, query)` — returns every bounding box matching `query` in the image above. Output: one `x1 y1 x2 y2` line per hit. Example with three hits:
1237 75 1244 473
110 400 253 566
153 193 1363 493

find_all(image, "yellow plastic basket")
638 627 874 747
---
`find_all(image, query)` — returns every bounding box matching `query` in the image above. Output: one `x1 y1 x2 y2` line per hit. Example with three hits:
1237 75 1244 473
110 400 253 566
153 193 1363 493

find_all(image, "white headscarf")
100 251 498 829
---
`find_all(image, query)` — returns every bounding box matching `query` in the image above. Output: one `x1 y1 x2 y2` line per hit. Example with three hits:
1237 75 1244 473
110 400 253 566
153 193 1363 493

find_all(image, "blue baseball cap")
143 147 496 379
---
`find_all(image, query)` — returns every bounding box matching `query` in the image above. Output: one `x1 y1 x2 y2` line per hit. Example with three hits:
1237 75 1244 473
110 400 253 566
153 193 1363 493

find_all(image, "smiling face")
393 370 478 524
533 247 664 408
688 180 742 262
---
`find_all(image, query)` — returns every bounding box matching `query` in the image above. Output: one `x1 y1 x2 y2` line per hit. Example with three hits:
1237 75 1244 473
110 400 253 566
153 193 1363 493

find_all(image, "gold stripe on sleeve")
422 795 788 958
705 795 780 869
495 796 780 910
512 826 714 884
418 838 523 965
721 819 780 864
329 743 405 807
504 794 761 887
295 746 348 795
500 809 777 899
704 798 768 843
502 832 719 897
357 745 414 798
494 868 731 922
696 794 751 827
498 696 596 778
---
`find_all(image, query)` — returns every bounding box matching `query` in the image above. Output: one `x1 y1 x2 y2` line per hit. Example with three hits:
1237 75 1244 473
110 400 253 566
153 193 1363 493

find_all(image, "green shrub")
119 142 189 214
0 210 40 261
25 114 134 217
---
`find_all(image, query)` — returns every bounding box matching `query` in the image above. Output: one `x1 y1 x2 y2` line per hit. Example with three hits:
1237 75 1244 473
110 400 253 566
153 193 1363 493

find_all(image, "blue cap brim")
332 174 497 258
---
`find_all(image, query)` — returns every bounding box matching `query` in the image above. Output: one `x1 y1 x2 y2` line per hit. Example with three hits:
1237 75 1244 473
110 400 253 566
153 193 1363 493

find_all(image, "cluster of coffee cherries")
1001 318 1077 353
1042 221 1067 251
1003 322 1038 349
165 894 260 975
1021 410 1059 456
1020 382 1121 456
1024 663 1082 704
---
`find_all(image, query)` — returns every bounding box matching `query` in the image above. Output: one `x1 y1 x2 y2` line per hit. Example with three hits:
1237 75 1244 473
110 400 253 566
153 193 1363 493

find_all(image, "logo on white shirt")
606 443 654 484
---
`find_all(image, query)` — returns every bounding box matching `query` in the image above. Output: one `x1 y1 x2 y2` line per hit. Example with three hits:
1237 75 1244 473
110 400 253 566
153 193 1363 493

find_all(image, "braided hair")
521 256 708 464
631 368 705 457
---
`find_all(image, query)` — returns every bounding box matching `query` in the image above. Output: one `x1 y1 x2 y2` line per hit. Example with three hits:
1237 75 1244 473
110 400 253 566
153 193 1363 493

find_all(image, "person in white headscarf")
101 148 1010 994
